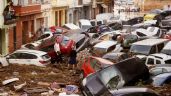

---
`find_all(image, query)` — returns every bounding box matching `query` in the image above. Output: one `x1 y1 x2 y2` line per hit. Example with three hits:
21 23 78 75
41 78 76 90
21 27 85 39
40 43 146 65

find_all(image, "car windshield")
130 45 151 55
99 66 120 90
62 36 69 45
82 25 92 30
124 35 138 40
56 29 63 33
161 49 171 55
25 44 35 49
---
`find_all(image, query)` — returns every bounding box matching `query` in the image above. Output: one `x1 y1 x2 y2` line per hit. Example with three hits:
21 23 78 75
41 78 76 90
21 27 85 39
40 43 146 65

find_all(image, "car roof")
132 39 168 46
63 23 80 30
15 49 47 56
79 19 92 26
154 72 171 78
111 87 157 95
153 64 171 67
92 56 114 65
150 53 171 60
94 41 117 48
163 41 171 49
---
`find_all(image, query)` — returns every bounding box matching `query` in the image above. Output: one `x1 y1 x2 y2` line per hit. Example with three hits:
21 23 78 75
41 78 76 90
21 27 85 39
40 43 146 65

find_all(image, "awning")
101 4 108 9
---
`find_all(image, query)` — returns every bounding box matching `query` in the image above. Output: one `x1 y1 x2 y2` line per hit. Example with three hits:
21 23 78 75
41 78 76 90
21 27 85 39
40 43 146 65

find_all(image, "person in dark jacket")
68 46 77 69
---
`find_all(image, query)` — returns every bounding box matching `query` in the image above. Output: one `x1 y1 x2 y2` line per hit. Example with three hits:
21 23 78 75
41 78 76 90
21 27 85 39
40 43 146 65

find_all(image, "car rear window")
165 60 171 64
41 54 50 59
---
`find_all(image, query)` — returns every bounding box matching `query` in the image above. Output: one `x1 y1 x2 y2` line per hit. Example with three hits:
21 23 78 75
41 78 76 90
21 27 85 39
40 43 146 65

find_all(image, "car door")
7 53 22 64
20 53 38 65
146 56 155 68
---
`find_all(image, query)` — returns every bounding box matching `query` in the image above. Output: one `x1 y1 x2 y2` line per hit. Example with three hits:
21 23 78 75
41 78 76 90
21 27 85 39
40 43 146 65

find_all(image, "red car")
81 56 114 78
55 35 75 55
49 26 69 34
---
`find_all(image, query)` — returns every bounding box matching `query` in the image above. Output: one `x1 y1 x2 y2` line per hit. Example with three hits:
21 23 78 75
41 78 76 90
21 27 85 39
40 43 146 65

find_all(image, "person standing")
68 46 77 70
54 42 63 65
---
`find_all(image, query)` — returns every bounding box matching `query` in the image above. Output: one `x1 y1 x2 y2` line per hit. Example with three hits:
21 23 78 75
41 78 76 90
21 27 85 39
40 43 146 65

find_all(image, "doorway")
22 21 28 44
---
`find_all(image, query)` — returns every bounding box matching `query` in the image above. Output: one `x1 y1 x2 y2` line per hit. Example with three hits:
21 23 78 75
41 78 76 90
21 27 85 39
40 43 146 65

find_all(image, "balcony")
13 5 41 16
83 0 91 5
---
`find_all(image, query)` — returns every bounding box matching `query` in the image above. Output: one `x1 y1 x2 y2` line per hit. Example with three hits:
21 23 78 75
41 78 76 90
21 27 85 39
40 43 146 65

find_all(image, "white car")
0 49 51 67
93 40 123 56
140 53 171 68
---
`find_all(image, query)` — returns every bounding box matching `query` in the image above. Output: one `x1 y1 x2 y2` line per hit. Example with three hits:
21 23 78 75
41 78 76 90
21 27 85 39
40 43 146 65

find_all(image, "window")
21 53 37 59
40 45 54 52
90 58 101 71
9 53 22 59
157 43 164 52
141 57 147 64
99 35 110 40
61 36 69 46
107 45 116 53
76 37 85 49
165 60 171 64
147 58 154 65
38 34 50 40
150 68 164 76
25 44 36 49
150 46 157 54
156 60 161 64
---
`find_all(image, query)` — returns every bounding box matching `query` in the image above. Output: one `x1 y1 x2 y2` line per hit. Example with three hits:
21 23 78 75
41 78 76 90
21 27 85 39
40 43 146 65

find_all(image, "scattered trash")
24 87 48 94
0 57 9 66
50 82 66 91
13 72 19 77
48 71 56 75
59 92 80 96
20 92 28 96
0 68 5 72
65 85 78 95
14 82 27 91
37 82 50 86
31 71 37 75
41 90 54 96
0 92 8 96
2 78 19 85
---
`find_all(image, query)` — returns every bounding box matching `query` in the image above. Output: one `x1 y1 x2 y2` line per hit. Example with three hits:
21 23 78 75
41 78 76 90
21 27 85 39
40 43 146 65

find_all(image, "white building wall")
0 0 5 28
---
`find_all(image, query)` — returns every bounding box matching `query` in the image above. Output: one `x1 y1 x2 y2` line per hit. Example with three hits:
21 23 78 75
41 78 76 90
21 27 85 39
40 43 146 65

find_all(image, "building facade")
0 0 17 55
51 0 68 26
134 0 171 11
12 0 51 48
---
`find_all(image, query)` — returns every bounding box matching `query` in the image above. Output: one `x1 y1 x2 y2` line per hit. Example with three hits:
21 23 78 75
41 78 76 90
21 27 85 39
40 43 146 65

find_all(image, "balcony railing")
12 0 50 6
13 5 41 16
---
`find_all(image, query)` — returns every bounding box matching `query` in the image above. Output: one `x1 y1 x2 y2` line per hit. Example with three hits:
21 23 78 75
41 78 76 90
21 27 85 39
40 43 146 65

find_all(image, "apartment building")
51 0 68 26
12 0 51 48
0 0 17 55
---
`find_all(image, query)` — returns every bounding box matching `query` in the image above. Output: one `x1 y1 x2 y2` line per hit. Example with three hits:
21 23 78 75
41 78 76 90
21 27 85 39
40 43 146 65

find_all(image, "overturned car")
81 57 149 96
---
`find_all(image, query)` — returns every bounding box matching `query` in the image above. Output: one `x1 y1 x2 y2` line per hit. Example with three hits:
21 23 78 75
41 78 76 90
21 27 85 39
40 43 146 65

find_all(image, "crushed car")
81 57 150 96
93 40 123 56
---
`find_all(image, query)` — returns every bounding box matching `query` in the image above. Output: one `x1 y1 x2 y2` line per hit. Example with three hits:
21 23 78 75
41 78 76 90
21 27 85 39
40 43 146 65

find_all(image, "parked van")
130 39 169 55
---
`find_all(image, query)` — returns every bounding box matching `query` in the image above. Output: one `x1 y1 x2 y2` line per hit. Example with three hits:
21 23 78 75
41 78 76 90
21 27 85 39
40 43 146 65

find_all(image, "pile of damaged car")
1 3 171 96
